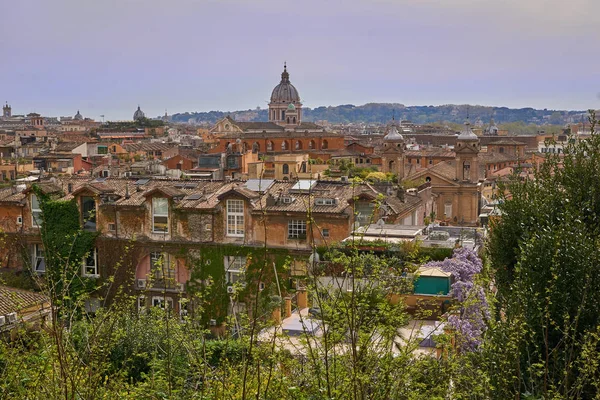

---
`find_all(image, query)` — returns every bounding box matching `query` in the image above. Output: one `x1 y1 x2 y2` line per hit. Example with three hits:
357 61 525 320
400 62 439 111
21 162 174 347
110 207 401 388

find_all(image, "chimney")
125 183 130 199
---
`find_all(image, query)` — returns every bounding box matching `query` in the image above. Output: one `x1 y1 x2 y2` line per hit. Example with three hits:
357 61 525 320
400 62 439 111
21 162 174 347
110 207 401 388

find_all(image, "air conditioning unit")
136 279 147 289
16 216 22 225
0 316 5 326
209 318 217 326
341 176 348 182
7 312 17 323
227 286 235 294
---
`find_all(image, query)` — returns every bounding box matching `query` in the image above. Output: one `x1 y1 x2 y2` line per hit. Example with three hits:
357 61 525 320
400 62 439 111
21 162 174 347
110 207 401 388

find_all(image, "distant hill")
169 103 587 126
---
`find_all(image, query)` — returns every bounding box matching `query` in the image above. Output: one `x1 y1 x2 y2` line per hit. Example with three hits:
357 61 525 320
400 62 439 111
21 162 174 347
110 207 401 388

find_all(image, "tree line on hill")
169 103 585 127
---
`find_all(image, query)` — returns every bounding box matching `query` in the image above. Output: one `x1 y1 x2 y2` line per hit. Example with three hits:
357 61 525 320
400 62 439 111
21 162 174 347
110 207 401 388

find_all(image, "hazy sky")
1 0 599 120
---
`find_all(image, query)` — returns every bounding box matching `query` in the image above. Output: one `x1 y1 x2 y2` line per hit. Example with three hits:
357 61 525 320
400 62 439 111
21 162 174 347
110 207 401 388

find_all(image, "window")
83 248 98 277
33 244 45 273
151 252 176 281
281 141 288 150
108 223 116 231
322 228 330 238
226 199 245 237
322 140 328 150
31 194 42 227
152 296 174 310
137 296 146 311
356 202 375 226
315 198 335 206
266 141 274 151
282 164 289 174
288 220 307 239
152 198 169 233
81 196 96 231
227 155 239 169
444 203 452 218
225 256 246 284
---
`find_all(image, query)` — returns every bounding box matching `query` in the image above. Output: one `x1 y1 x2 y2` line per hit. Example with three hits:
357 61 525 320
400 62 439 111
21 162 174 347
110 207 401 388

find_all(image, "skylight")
290 180 317 193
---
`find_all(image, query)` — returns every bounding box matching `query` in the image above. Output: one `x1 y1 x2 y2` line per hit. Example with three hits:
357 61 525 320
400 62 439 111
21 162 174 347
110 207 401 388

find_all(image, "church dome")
270 64 300 103
457 120 479 141
74 110 83 121
133 106 145 121
384 125 404 141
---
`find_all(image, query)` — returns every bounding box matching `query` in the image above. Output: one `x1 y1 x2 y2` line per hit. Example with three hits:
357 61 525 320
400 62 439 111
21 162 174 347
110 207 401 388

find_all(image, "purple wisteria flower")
425 247 489 352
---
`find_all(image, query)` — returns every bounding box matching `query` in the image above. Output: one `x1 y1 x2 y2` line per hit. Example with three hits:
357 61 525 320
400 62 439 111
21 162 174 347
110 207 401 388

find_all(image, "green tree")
488 110 600 398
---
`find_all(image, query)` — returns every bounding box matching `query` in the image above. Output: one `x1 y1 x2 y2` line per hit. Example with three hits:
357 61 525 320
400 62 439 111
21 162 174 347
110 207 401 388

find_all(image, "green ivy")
33 185 99 316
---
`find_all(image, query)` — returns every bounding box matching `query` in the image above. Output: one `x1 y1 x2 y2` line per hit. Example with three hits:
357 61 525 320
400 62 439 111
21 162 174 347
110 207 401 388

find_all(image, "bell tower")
2 102 11 118
455 120 480 183
381 125 405 179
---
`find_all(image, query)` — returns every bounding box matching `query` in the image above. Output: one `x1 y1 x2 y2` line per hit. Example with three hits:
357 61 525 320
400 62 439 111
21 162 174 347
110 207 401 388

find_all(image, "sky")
0 0 599 121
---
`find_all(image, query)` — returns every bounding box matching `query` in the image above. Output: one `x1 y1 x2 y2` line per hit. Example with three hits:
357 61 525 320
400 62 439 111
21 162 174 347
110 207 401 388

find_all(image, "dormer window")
226 199 244 237
315 198 336 206
81 196 96 231
152 198 169 233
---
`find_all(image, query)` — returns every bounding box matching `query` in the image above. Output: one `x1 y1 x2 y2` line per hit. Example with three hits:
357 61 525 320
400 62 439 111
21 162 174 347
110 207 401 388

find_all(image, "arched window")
388 160 395 171
252 142 260 153
322 140 329 150
287 117 290 124
309 140 315 149
293 117 296 124
282 164 289 174
282 140 289 150
266 141 274 151
295 140 302 150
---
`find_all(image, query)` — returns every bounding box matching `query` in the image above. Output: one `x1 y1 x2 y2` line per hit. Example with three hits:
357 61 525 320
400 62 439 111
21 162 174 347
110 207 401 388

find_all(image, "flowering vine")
425 247 489 351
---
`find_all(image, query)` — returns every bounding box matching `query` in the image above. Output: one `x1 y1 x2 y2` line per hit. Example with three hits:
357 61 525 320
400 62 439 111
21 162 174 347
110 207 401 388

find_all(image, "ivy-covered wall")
34 186 99 312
